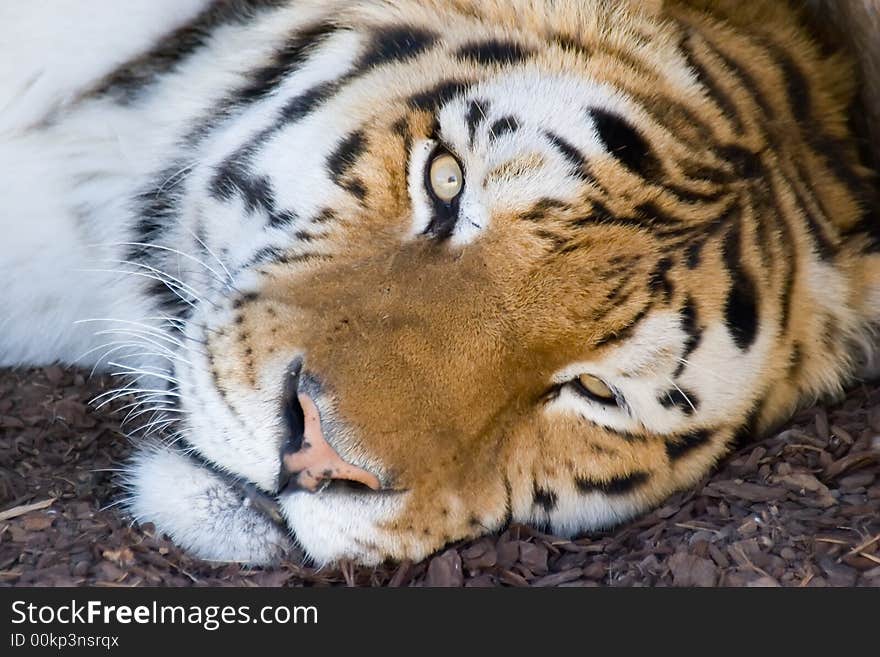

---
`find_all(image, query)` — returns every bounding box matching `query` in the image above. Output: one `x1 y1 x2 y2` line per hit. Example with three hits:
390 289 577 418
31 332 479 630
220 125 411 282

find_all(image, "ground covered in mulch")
1 366 878 587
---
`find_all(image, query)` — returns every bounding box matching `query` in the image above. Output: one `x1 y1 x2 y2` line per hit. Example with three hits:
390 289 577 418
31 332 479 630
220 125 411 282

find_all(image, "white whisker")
75 339 150 374
156 161 196 194
77 318 191 350
91 387 180 409
96 241 234 291
114 397 175 415
105 258 218 309
179 225 236 286
675 357 733 385
123 406 186 425
663 376 698 414
75 268 200 310
474 100 496 141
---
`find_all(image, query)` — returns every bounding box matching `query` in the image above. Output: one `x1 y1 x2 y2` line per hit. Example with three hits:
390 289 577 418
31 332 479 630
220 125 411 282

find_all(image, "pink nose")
281 393 381 493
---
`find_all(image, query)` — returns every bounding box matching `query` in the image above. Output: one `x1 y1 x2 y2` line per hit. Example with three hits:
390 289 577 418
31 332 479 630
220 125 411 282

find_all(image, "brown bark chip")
1 366 878 586
425 549 463 587
668 552 717 587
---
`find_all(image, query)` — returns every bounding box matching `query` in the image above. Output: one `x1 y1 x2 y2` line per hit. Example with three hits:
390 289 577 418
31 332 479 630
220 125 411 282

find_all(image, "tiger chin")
1 0 878 567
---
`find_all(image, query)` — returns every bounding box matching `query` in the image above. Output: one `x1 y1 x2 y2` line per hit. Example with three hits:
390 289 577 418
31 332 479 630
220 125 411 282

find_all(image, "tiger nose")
279 391 381 493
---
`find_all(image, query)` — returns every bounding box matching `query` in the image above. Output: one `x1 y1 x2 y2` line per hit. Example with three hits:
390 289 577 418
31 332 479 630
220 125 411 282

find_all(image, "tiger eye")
428 153 463 202
577 374 615 400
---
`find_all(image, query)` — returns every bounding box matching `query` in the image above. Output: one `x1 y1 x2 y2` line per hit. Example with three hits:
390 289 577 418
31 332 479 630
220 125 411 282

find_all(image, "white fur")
281 489 405 566
0 0 211 135
550 309 773 436
127 443 290 563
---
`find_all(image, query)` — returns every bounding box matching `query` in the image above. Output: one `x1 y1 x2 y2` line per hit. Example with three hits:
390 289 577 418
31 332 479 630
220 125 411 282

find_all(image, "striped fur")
0 0 877 565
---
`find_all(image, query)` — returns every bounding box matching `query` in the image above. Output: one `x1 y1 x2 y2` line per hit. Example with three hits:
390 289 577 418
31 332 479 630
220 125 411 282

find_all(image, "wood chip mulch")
1 366 878 587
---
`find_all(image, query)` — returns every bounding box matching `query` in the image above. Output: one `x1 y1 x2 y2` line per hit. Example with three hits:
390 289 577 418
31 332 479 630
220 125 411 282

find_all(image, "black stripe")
532 485 558 513
357 26 437 69
659 388 699 416
129 165 195 321
392 117 413 183
312 208 338 224
810 132 874 205
466 99 490 146
131 182 179 259
276 252 332 265
210 75 352 198
665 429 712 460
762 173 798 331
664 183 728 205
680 160 739 186
608 78 716 153
680 35 745 135
764 42 811 123
183 24 345 146
849 204 880 254
456 40 531 66
575 471 649 495
535 229 568 250
521 198 567 223
721 211 760 351
280 78 346 123
552 33 592 59
685 240 705 269
408 80 471 112
268 209 298 228
604 279 632 304
570 213 646 232
699 34 775 121
545 131 592 182
787 166 836 261
648 257 675 302
594 305 651 347
144 276 192 321
94 0 289 102
208 162 299 228
636 202 684 227
732 402 764 449
246 246 286 268
743 190 775 297
589 109 661 179
343 178 367 201
211 166 273 212
235 22 338 104
489 116 519 141
327 130 366 185
787 343 803 379
805 132 872 247
673 295 702 377
209 75 353 207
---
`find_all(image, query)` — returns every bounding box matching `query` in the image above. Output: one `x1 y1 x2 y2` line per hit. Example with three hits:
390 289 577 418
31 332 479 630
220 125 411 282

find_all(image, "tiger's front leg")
126 442 291 565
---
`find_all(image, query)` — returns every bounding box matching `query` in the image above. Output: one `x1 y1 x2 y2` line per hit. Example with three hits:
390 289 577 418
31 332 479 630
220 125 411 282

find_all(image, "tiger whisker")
75 268 200 310
156 161 197 194
102 259 219 309
675 357 734 385
178 225 236 287
663 376 698 414
99 241 235 291
77 318 190 350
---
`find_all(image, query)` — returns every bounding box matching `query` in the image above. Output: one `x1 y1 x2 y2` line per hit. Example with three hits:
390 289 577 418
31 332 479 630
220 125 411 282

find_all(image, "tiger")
1 0 878 567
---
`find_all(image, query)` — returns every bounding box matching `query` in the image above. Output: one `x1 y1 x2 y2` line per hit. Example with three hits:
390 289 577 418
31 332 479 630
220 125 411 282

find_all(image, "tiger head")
139 0 880 564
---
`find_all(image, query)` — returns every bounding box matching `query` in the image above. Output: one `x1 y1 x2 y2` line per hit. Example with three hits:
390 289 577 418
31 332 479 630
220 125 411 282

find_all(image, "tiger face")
125 0 880 564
